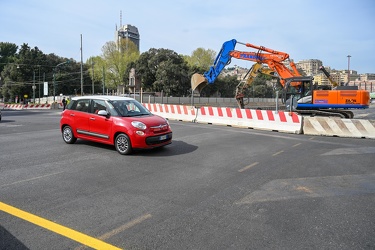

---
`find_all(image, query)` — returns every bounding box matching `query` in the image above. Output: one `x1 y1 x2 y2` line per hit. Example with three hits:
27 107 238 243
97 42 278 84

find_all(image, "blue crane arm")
203 39 237 84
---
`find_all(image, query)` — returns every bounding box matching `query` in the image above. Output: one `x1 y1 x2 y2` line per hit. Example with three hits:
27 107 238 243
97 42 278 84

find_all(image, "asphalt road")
0 109 374 249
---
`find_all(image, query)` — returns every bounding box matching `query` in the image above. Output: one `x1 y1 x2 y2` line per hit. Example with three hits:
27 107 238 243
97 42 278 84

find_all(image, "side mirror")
97 110 110 118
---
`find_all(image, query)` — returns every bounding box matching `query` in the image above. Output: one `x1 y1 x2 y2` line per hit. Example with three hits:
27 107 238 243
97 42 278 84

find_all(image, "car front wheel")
62 126 77 144
115 133 132 155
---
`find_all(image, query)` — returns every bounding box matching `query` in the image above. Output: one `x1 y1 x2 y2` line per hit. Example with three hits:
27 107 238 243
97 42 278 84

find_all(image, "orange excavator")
191 39 370 118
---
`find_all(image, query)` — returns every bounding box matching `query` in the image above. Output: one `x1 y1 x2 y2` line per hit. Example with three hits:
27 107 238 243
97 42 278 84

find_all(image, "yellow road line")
238 162 259 172
0 201 122 250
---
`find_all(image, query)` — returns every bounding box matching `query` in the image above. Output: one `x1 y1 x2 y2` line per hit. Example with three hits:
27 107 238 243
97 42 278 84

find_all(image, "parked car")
60 96 172 155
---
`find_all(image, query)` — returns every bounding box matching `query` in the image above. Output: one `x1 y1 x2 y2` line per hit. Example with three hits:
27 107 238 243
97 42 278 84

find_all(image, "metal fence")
137 96 281 108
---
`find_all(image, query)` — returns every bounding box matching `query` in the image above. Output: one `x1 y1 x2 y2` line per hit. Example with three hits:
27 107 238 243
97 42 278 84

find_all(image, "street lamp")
32 71 36 103
53 60 70 101
347 55 351 85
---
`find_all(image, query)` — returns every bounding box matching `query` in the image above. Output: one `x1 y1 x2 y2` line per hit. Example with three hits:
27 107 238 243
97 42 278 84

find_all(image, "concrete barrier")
143 103 197 122
196 106 302 134
144 103 302 134
303 117 375 139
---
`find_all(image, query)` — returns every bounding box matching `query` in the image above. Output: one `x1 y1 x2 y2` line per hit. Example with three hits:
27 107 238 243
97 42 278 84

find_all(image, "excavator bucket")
191 73 208 93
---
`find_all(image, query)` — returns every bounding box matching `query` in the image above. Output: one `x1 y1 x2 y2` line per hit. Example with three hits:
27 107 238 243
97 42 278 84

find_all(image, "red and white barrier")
3 104 52 110
196 106 302 133
23 104 52 109
3 104 24 110
144 103 302 134
143 103 197 122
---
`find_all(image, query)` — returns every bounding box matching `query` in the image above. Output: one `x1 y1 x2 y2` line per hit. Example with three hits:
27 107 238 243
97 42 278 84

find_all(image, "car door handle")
90 117 95 120
70 114 75 116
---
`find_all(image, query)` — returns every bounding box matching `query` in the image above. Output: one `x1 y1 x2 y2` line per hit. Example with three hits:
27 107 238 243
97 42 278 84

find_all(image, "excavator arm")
191 39 237 93
319 65 338 87
235 63 277 108
191 39 301 94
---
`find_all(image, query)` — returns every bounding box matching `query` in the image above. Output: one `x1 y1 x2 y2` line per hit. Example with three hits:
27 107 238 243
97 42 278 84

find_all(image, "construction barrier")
3 104 24 110
144 103 302 134
143 103 197 122
303 117 375 139
24 104 52 109
3 103 55 110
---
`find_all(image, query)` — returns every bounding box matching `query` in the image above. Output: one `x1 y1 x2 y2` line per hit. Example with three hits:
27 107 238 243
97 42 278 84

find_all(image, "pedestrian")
62 97 67 110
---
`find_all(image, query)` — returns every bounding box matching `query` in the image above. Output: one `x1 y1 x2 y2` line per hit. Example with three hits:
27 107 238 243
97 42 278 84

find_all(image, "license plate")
159 135 167 140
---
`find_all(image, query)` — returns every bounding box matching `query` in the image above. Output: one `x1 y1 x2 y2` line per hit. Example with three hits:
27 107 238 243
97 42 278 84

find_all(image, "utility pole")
80 34 84 96
32 71 36 103
91 58 95 94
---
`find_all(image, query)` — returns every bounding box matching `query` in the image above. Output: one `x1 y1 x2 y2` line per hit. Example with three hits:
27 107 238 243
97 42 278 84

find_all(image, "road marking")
238 162 259 172
272 150 284 156
100 214 151 240
1 171 65 188
75 214 152 250
322 147 375 156
0 201 122 250
292 143 302 147
236 174 375 205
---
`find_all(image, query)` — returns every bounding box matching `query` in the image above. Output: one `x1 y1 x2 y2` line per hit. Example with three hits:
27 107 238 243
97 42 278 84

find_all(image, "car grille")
150 124 169 134
146 132 172 145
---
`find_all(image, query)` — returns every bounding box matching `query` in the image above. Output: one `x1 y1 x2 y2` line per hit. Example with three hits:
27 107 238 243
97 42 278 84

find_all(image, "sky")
1 0 375 74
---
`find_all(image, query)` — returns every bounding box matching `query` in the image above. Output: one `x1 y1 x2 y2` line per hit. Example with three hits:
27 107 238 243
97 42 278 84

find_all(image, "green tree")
0 42 18 72
184 48 216 70
135 48 190 96
101 39 140 90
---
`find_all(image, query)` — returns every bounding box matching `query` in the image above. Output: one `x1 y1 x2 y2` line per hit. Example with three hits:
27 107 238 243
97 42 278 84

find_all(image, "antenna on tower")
120 10 122 28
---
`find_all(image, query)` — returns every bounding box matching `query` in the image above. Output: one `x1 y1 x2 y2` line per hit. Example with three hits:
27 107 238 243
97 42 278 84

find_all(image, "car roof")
71 95 135 101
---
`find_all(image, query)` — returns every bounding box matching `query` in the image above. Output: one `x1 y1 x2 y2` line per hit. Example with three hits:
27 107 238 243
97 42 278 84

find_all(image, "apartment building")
296 59 322 76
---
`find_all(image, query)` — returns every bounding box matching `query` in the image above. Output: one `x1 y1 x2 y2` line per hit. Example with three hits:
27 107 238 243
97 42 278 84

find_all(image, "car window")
72 99 90 113
91 99 107 114
109 100 150 117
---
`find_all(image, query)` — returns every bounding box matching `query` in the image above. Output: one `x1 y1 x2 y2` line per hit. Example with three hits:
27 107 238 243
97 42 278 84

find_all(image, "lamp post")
53 61 70 101
32 71 36 103
91 59 95 94
347 55 351 85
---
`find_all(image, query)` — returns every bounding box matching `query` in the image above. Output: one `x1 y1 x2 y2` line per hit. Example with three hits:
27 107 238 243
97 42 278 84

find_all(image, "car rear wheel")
115 133 132 155
62 126 77 144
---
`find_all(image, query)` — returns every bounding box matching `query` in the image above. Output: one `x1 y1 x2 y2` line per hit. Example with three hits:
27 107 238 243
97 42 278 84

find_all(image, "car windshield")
109 100 151 117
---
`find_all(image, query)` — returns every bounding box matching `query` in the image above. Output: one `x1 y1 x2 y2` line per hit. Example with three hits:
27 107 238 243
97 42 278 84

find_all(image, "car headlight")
131 121 147 130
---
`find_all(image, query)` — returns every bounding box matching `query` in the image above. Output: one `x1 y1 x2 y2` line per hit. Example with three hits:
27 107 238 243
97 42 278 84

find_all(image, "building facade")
296 59 323 76
116 24 140 51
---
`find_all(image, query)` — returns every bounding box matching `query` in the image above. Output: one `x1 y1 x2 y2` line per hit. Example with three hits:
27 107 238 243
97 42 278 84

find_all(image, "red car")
60 96 172 155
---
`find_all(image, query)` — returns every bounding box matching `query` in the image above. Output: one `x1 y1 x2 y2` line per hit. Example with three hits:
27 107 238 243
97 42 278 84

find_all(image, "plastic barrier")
303 117 375 139
3 104 24 110
4 104 52 110
23 104 52 109
144 103 302 134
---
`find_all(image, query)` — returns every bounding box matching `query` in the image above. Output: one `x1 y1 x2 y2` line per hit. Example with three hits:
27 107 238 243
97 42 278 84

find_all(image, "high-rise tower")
116 24 140 51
